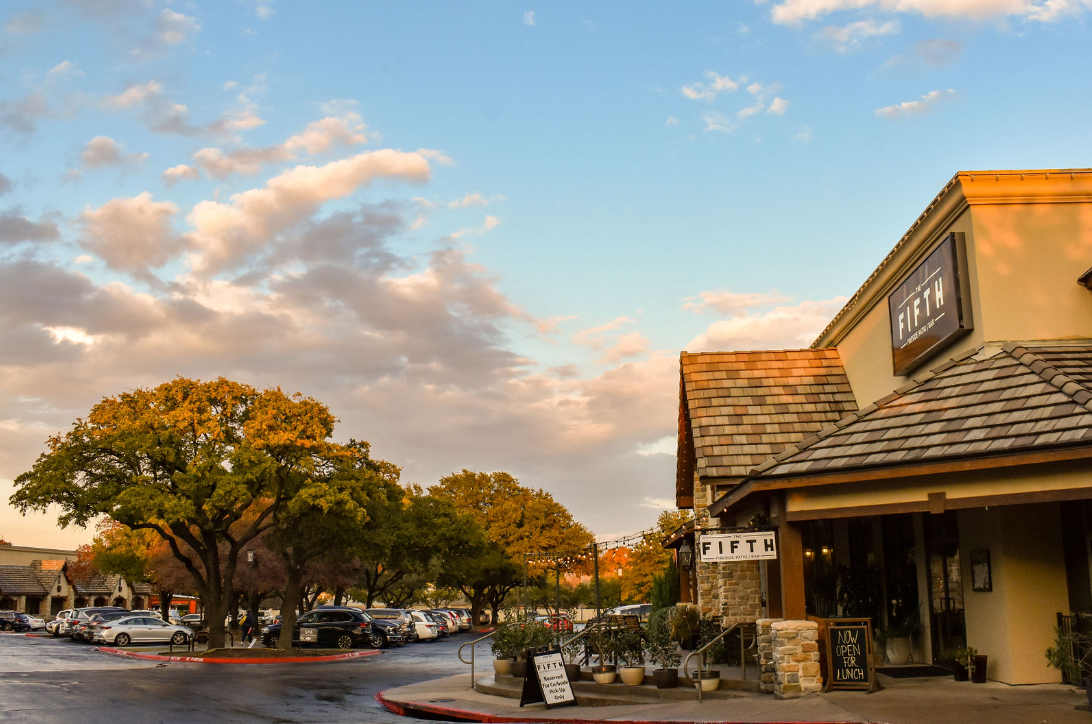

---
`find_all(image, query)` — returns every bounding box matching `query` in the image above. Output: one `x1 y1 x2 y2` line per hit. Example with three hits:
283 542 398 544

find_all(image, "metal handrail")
683 622 757 704
458 630 496 689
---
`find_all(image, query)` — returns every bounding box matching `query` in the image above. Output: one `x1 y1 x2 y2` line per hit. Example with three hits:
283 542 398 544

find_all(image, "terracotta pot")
493 658 513 676
511 660 528 679
652 668 679 689
971 655 987 684
591 664 616 684
564 663 582 681
619 666 646 686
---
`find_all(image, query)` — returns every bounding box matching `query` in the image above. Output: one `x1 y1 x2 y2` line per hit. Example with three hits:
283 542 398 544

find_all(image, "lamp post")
246 550 255 623
678 540 693 570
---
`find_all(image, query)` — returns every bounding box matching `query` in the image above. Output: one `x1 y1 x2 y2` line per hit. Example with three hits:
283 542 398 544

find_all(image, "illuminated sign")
888 234 972 376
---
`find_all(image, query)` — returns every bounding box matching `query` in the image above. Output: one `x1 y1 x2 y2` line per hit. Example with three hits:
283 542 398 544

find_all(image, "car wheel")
370 630 387 649
114 633 130 647
267 634 278 648
336 634 354 650
170 632 187 645
1 622 11 632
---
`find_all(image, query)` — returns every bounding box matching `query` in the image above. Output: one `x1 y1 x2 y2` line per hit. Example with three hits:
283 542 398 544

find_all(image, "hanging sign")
888 233 972 376
698 531 777 562
519 651 576 709
823 619 879 693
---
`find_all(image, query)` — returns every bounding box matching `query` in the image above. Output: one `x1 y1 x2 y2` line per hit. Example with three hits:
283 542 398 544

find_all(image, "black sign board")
519 651 576 709
824 619 879 692
888 233 972 376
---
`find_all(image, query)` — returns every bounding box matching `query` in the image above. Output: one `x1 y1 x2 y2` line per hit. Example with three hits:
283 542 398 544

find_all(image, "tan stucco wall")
0 546 78 566
958 504 1069 685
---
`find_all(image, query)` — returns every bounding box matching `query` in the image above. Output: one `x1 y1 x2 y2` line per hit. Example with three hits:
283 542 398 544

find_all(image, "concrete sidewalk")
377 672 1091 724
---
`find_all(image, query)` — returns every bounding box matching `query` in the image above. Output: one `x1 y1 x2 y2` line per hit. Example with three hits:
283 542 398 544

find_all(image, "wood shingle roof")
0 565 49 595
751 342 1092 478
679 350 859 481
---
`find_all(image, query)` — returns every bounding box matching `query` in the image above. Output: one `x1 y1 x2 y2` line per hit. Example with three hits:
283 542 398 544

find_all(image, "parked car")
180 614 205 628
47 610 77 636
450 608 473 630
65 607 128 639
408 611 439 641
425 609 458 633
93 615 193 646
0 611 39 632
364 608 417 643
535 613 574 632
423 611 450 638
261 606 394 649
81 611 137 642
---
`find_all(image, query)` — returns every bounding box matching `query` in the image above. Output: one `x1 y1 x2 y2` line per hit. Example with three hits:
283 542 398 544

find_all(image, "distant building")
672 169 1092 685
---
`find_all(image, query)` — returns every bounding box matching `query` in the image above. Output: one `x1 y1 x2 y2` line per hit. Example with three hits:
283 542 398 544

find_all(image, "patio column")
778 520 806 620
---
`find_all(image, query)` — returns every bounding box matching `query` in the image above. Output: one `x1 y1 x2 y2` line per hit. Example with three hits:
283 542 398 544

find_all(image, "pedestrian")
244 610 258 648
240 610 252 645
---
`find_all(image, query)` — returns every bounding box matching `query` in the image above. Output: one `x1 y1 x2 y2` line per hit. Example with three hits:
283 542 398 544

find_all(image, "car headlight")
261 626 270 634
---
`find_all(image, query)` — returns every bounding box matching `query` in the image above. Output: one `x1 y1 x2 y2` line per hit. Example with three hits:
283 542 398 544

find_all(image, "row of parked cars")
44 606 194 646
259 606 473 650
0 611 46 632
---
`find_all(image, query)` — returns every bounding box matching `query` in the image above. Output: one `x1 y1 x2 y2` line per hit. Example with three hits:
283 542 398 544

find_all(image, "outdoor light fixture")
247 549 255 567
804 548 814 559
821 546 832 557
678 540 693 570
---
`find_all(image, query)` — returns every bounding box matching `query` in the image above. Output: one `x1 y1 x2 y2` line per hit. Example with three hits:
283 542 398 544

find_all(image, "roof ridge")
745 344 987 474
1004 342 1092 412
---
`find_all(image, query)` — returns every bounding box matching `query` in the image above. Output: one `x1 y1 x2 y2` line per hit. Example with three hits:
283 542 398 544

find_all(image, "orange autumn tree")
10 377 360 648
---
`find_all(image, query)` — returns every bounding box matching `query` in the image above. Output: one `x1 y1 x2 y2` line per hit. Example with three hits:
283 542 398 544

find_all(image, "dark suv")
261 606 399 649
0 612 34 632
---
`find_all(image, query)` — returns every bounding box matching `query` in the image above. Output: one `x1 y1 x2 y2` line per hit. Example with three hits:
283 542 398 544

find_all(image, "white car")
409 611 439 641
23 614 45 630
47 610 76 636
93 615 193 646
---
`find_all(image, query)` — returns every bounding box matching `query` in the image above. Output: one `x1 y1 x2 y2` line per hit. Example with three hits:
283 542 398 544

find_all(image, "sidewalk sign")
519 651 576 709
823 618 880 693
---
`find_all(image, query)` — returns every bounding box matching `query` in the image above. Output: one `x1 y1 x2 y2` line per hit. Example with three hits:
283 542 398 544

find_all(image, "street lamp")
246 550 255 624
678 540 693 570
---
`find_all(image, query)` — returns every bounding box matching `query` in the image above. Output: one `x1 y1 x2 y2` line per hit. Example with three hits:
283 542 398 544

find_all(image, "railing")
458 630 496 689
683 622 757 704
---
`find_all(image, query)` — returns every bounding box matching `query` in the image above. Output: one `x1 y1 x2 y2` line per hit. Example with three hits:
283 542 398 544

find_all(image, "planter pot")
971 655 988 684
511 660 528 679
591 665 617 684
652 668 679 689
696 671 720 693
493 658 514 676
1085 680 1092 709
953 662 968 681
619 666 646 686
885 637 911 666
564 663 582 681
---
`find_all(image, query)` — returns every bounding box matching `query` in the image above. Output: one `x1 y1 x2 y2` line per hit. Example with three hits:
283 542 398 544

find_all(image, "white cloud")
682 71 742 101
599 331 650 363
524 10 536 25
665 116 679 126
768 0 1086 24
768 97 790 115
79 192 183 276
157 9 200 46
793 126 814 142
572 316 637 348
685 296 849 351
161 164 200 186
47 61 84 78
701 111 735 133
818 18 899 52
683 289 792 315
283 113 368 154
449 214 502 239
448 192 489 209
103 81 162 110
78 136 148 170
738 102 764 119
875 88 955 118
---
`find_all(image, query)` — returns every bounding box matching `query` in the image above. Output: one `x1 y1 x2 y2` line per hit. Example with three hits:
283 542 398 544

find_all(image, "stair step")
477 674 761 704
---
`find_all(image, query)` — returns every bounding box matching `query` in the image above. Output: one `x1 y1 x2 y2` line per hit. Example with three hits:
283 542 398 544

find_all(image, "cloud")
283 113 369 154
47 61 84 78
103 81 163 110
156 9 200 46
524 10 536 25
666 116 679 126
161 164 200 186
599 331 650 363
738 102 764 119
572 316 637 348
683 289 792 315
447 192 489 209
0 91 50 136
915 39 963 65
0 211 60 244
793 126 814 142
79 192 184 276
875 88 955 118
685 296 849 351
4 11 44 35
187 149 432 273
817 18 899 52
240 0 275 20
768 0 1088 24
701 111 735 133
78 136 149 169
449 215 501 239
0 173 11 196
767 97 790 115
682 71 742 101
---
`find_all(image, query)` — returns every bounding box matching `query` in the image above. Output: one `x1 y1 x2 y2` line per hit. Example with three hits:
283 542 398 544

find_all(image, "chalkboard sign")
519 651 576 709
823 619 879 692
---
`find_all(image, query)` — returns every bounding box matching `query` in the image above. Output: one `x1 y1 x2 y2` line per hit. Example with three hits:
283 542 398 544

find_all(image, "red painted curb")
374 691 860 724
97 646 383 664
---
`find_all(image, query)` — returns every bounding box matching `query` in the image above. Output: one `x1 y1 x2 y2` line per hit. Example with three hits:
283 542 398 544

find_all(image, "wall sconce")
804 549 814 559
821 546 832 557
678 541 693 570
247 549 255 568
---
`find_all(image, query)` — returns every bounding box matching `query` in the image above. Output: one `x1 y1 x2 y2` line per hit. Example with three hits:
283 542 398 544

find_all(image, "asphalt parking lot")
0 631 487 724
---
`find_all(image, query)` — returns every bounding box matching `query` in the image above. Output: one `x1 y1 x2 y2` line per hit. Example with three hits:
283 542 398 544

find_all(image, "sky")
2 0 1091 549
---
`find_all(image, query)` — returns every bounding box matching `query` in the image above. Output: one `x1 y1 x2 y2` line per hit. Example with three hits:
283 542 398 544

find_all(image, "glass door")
925 511 966 662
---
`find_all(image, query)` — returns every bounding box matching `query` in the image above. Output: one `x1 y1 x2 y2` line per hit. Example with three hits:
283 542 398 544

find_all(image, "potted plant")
1047 624 1092 705
691 615 724 692
590 624 618 684
511 610 552 679
668 605 700 650
616 628 647 686
882 604 922 666
490 609 518 676
954 646 976 682
557 608 583 681
955 646 987 684
941 648 968 681
647 609 681 689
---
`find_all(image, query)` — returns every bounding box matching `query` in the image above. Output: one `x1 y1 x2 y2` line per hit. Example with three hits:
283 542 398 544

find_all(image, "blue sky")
2 0 1091 547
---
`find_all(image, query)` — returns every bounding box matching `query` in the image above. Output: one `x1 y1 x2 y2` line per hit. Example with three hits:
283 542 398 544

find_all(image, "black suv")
0 612 34 632
261 606 400 649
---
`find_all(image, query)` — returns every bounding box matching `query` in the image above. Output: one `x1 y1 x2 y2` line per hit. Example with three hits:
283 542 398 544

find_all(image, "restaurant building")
673 169 1092 685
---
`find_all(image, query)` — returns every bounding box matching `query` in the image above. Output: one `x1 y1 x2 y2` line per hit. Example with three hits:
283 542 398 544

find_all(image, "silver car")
94 615 193 646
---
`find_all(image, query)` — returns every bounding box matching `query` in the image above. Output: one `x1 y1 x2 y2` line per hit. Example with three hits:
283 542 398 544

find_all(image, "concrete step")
477 673 760 705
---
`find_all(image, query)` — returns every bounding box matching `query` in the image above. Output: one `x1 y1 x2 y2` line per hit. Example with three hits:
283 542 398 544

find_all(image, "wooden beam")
779 520 806 620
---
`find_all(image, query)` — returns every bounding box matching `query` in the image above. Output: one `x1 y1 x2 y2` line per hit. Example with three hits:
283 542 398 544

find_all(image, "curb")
374 691 859 724
97 646 383 664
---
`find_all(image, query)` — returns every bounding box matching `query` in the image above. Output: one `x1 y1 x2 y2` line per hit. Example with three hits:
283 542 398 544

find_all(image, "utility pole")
555 559 561 615
521 553 528 616
593 543 601 622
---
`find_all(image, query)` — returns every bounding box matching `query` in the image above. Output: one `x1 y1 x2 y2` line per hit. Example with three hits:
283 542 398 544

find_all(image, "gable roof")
677 350 859 494
0 566 48 596
746 341 1092 481
72 573 123 596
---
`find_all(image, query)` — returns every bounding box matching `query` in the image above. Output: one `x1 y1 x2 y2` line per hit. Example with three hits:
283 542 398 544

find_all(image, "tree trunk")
279 566 303 651
157 589 174 622
334 586 345 606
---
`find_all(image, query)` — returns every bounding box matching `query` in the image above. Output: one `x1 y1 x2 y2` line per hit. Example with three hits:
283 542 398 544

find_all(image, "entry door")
925 512 966 662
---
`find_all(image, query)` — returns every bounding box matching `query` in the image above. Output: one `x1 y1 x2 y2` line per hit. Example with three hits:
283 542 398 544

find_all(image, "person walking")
240 610 253 646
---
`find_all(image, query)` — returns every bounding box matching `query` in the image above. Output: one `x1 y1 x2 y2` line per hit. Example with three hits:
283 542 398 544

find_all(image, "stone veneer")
691 475 763 626
769 620 822 698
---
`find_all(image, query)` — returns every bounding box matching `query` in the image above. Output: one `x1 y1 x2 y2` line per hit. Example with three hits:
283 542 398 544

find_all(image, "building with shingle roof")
675 169 1092 686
